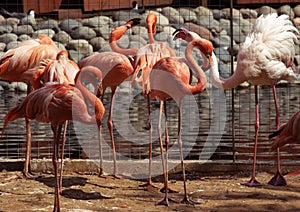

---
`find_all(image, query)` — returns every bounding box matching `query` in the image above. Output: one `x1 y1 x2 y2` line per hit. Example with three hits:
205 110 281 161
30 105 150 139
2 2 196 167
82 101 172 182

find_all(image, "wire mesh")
0 0 300 169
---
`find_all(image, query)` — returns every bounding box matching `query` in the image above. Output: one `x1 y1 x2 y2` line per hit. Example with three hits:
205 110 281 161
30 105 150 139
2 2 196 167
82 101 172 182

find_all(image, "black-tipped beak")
172 28 186 40
127 18 141 26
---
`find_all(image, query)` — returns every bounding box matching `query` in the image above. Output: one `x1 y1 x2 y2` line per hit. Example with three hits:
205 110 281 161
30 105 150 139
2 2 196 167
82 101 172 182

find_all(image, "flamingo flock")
0 11 299 211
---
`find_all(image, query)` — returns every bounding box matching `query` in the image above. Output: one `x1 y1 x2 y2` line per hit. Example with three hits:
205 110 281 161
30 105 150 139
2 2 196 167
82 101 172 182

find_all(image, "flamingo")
1 66 105 212
202 13 298 186
0 34 60 178
148 38 213 205
33 49 80 193
132 13 176 94
78 18 141 178
270 110 300 150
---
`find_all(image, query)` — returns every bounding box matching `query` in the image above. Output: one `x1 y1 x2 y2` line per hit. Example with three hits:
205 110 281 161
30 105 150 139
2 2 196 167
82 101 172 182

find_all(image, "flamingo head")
57 50 68 60
126 18 141 28
192 39 214 64
146 13 157 34
172 27 193 42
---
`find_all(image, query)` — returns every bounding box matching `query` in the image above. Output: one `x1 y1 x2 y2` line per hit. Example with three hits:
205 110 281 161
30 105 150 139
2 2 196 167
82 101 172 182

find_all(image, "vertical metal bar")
230 0 236 162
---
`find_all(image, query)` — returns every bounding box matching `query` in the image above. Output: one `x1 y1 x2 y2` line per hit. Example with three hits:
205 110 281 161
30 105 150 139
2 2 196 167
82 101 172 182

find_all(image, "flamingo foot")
139 180 159 189
268 171 287 186
241 178 262 187
112 173 123 179
180 195 200 205
155 196 177 206
160 185 179 193
22 170 40 179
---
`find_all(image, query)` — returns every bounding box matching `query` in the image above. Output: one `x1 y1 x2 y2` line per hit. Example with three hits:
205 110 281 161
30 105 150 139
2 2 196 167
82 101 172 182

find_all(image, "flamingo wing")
237 13 299 85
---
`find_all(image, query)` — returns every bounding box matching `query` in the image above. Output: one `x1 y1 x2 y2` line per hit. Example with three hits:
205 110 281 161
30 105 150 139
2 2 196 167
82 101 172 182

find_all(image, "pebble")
0 4 300 92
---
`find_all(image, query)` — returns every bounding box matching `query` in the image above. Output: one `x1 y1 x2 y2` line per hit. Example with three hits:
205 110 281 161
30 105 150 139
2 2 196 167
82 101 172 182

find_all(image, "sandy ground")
0 170 300 212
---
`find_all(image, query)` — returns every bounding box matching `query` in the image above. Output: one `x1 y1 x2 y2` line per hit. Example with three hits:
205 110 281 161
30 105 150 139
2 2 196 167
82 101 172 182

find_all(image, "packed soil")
0 169 300 212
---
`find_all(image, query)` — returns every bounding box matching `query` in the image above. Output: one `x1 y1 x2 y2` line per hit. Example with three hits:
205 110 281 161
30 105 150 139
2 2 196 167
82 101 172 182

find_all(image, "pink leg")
160 101 178 194
177 102 198 204
52 124 62 212
107 87 122 179
156 100 175 206
242 85 261 187
268 85 287 186
98 89 106 177
23 84 37 179
59 121 68 194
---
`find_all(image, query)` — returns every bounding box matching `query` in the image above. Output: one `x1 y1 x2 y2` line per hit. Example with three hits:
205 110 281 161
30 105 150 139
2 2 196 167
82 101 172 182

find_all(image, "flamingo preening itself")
205 13 298 186
1 66 105 212
149 38 213 205
0 34 60 178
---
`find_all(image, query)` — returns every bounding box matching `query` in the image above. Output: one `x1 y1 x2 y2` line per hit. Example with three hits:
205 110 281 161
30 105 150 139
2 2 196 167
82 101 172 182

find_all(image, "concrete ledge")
1 159 300 177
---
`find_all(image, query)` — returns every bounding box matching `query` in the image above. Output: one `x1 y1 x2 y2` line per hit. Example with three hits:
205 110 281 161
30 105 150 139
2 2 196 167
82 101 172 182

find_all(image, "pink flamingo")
199 13 298 186
78 18 140 179
149 38 213 205
1 66 105 212
0 34 60 178
33 49 80 193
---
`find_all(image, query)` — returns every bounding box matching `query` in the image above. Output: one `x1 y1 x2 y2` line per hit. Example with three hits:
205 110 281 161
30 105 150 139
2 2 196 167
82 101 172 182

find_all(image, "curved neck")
76 67 105 126
185 43 207 95
209 54 248 90
110 26 138 56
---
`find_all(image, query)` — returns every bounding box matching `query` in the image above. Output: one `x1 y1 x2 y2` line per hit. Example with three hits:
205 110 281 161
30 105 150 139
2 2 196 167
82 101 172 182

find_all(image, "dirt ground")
1 169 300 212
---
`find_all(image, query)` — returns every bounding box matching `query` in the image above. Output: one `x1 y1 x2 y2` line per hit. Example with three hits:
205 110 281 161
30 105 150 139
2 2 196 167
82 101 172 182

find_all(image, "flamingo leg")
23 83 37 179
52 124 62 212
59 121 68 194
156 100 176 206
98 90 106 177
108 87 122 179
177 102 198 204
160 100 178 194
139 94 157 188
268 85 287 186
242 85 262 187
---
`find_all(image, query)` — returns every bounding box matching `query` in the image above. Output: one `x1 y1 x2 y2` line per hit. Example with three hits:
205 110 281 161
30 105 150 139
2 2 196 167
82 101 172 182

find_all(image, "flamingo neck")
76 68 105 126
185 42 207 95
209 54 248 90
110 41 138 57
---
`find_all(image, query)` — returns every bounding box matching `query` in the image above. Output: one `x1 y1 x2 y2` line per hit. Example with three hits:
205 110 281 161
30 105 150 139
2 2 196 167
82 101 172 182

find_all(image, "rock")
68 49 84 63
196 16 220 33
112 11 141 22
82 16 113 28
212 34 232 47
184 22 213 40
194 6 213 19
178 8 197 22
69 26 97 40
0 33 18 44
18 34 31 42
20 16 36 27
59 19 82 33
36 19 60 33
293 17 300 31
9 82 27 92
278 4 295 19
294 5 300 18
0 43 5 51
161 6 184 24
4 17 19 26
13 25 34 35
89 36 107 51
66 39 93 56
0 25 13 34
53 31 72 46
6 41 20 50
240 8 258 19
33 29 56 38
257 6 277 16
214 47 231 63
